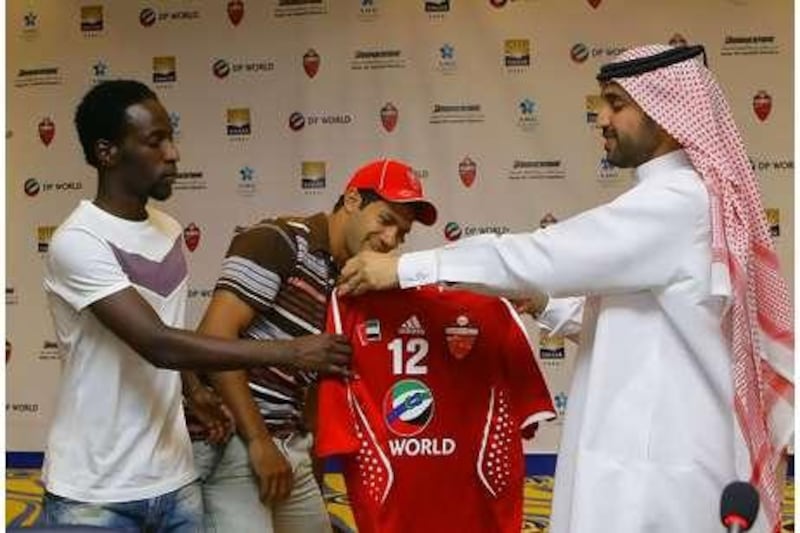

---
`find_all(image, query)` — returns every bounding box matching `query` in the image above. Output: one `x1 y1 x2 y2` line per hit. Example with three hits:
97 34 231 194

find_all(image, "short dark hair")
74 80 158 168
333 188 383 212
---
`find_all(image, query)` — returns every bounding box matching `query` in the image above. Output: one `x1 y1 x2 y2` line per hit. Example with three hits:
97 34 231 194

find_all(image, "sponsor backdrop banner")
7 0 793 458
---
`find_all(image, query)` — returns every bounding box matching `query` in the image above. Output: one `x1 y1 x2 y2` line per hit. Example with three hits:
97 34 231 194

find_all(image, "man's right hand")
248 437 293 503
284 334 352 377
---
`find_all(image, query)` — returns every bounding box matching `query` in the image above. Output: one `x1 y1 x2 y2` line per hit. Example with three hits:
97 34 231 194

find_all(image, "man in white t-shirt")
42 80 353 531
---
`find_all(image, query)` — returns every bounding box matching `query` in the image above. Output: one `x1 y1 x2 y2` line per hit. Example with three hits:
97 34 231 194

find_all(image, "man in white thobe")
337 44 793 533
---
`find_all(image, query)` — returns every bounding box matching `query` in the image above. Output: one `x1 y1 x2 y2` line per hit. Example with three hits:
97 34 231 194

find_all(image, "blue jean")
42 480 203 532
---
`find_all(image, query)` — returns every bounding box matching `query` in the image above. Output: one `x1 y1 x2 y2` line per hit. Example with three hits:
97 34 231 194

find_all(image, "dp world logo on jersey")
383 379 434 437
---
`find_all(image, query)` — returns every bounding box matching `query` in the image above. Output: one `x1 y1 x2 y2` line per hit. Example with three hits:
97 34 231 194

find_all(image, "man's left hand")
185 385 235 445
338 251 400 296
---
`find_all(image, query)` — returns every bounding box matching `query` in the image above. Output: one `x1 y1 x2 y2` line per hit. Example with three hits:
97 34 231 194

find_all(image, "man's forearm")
141 326 298 371
210 370 271 443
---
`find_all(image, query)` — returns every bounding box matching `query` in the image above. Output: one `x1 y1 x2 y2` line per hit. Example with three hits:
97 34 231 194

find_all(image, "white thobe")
398 151 759 532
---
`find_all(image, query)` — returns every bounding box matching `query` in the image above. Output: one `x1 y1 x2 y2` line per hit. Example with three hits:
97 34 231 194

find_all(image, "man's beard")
148 179 173 201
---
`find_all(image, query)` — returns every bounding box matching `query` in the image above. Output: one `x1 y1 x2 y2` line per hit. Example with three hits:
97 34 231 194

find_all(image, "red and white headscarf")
607 44 793 532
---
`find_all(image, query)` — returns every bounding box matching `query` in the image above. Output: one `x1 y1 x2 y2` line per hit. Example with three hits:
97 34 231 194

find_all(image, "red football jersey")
317 286 555 533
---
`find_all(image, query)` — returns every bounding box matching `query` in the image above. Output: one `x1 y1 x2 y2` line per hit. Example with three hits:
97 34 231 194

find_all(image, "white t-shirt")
43 200 195 503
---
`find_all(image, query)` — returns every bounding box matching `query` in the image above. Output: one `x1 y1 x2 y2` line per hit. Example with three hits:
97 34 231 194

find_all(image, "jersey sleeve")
315 292 360 457
44 227 131 311
498 299 556 434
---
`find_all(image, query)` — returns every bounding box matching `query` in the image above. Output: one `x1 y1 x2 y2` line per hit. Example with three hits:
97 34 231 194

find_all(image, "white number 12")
388 337 429 375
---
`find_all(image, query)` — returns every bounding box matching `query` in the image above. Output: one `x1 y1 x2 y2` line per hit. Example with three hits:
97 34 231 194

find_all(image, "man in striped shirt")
191 159 436 532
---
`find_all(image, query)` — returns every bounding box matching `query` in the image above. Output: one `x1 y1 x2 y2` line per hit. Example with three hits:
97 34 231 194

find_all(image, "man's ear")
343 188 363 213
95 139 119 168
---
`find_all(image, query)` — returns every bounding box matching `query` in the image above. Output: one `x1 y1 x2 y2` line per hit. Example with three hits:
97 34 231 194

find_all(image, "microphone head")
720 481 760 531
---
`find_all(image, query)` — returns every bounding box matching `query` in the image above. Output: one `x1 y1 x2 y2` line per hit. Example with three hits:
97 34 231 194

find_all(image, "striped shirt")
189 213 337 437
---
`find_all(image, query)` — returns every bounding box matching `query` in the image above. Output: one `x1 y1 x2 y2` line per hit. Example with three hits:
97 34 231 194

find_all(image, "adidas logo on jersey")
398 315 425 336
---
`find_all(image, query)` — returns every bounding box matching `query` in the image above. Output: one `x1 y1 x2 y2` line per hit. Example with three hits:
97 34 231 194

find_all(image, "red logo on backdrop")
489 0 507 7
458 157 477 187
303 49 320 78
587 0 602 7
753 91 772 121
38 118 55 146
6 340 11 364
183 223 201 252
668 33 688 47
380 103 398 132
227 0 244 26
444 315 479 360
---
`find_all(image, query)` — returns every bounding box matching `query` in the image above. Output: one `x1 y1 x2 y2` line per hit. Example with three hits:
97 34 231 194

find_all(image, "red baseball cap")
345 159 437 226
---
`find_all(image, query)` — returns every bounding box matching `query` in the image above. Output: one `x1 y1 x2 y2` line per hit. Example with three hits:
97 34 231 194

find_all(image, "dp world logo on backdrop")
570 43 589 63
23 178 82 197
211 57 274 80
289 112 305 131
139 6 199 26
140 7 157 27
213 59 231 79
24 178 41 197
383 379 434 437
443 221 462 242
288 110 352 131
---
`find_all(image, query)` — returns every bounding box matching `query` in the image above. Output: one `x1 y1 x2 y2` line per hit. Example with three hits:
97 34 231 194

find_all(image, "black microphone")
720 481 760 532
